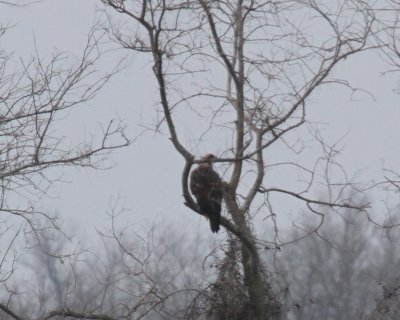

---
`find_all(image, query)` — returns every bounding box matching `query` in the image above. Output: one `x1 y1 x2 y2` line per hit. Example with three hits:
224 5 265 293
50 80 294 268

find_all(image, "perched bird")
190 154 223 233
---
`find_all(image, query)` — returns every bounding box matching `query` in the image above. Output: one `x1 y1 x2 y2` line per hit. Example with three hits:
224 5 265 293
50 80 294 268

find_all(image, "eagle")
190 154 223 233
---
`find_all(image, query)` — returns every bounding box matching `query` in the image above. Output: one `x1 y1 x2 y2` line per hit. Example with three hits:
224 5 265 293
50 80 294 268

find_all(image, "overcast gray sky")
1 0 399 244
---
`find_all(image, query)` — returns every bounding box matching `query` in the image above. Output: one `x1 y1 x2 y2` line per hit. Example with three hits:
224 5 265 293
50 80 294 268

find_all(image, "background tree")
0 21 130 318
275 196 378 320
0 212 216 320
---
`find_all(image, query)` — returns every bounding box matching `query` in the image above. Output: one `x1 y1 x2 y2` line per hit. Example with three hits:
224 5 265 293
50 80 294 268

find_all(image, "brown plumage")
190 154 223 233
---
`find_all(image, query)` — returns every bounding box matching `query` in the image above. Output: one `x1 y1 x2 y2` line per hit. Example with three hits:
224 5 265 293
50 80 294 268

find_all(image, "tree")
0 21 130 318
276 198 378 320
1 211 215 320
99 1 378 318
4 1 400 319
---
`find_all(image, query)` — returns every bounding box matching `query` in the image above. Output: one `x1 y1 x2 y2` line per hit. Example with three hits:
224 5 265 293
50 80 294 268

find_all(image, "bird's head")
200 153 217 166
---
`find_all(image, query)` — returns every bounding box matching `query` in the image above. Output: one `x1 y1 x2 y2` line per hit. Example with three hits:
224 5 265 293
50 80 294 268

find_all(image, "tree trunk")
224 186 279 319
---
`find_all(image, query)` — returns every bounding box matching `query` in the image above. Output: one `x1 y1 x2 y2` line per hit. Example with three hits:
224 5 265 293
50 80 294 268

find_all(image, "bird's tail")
209 214 220 233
